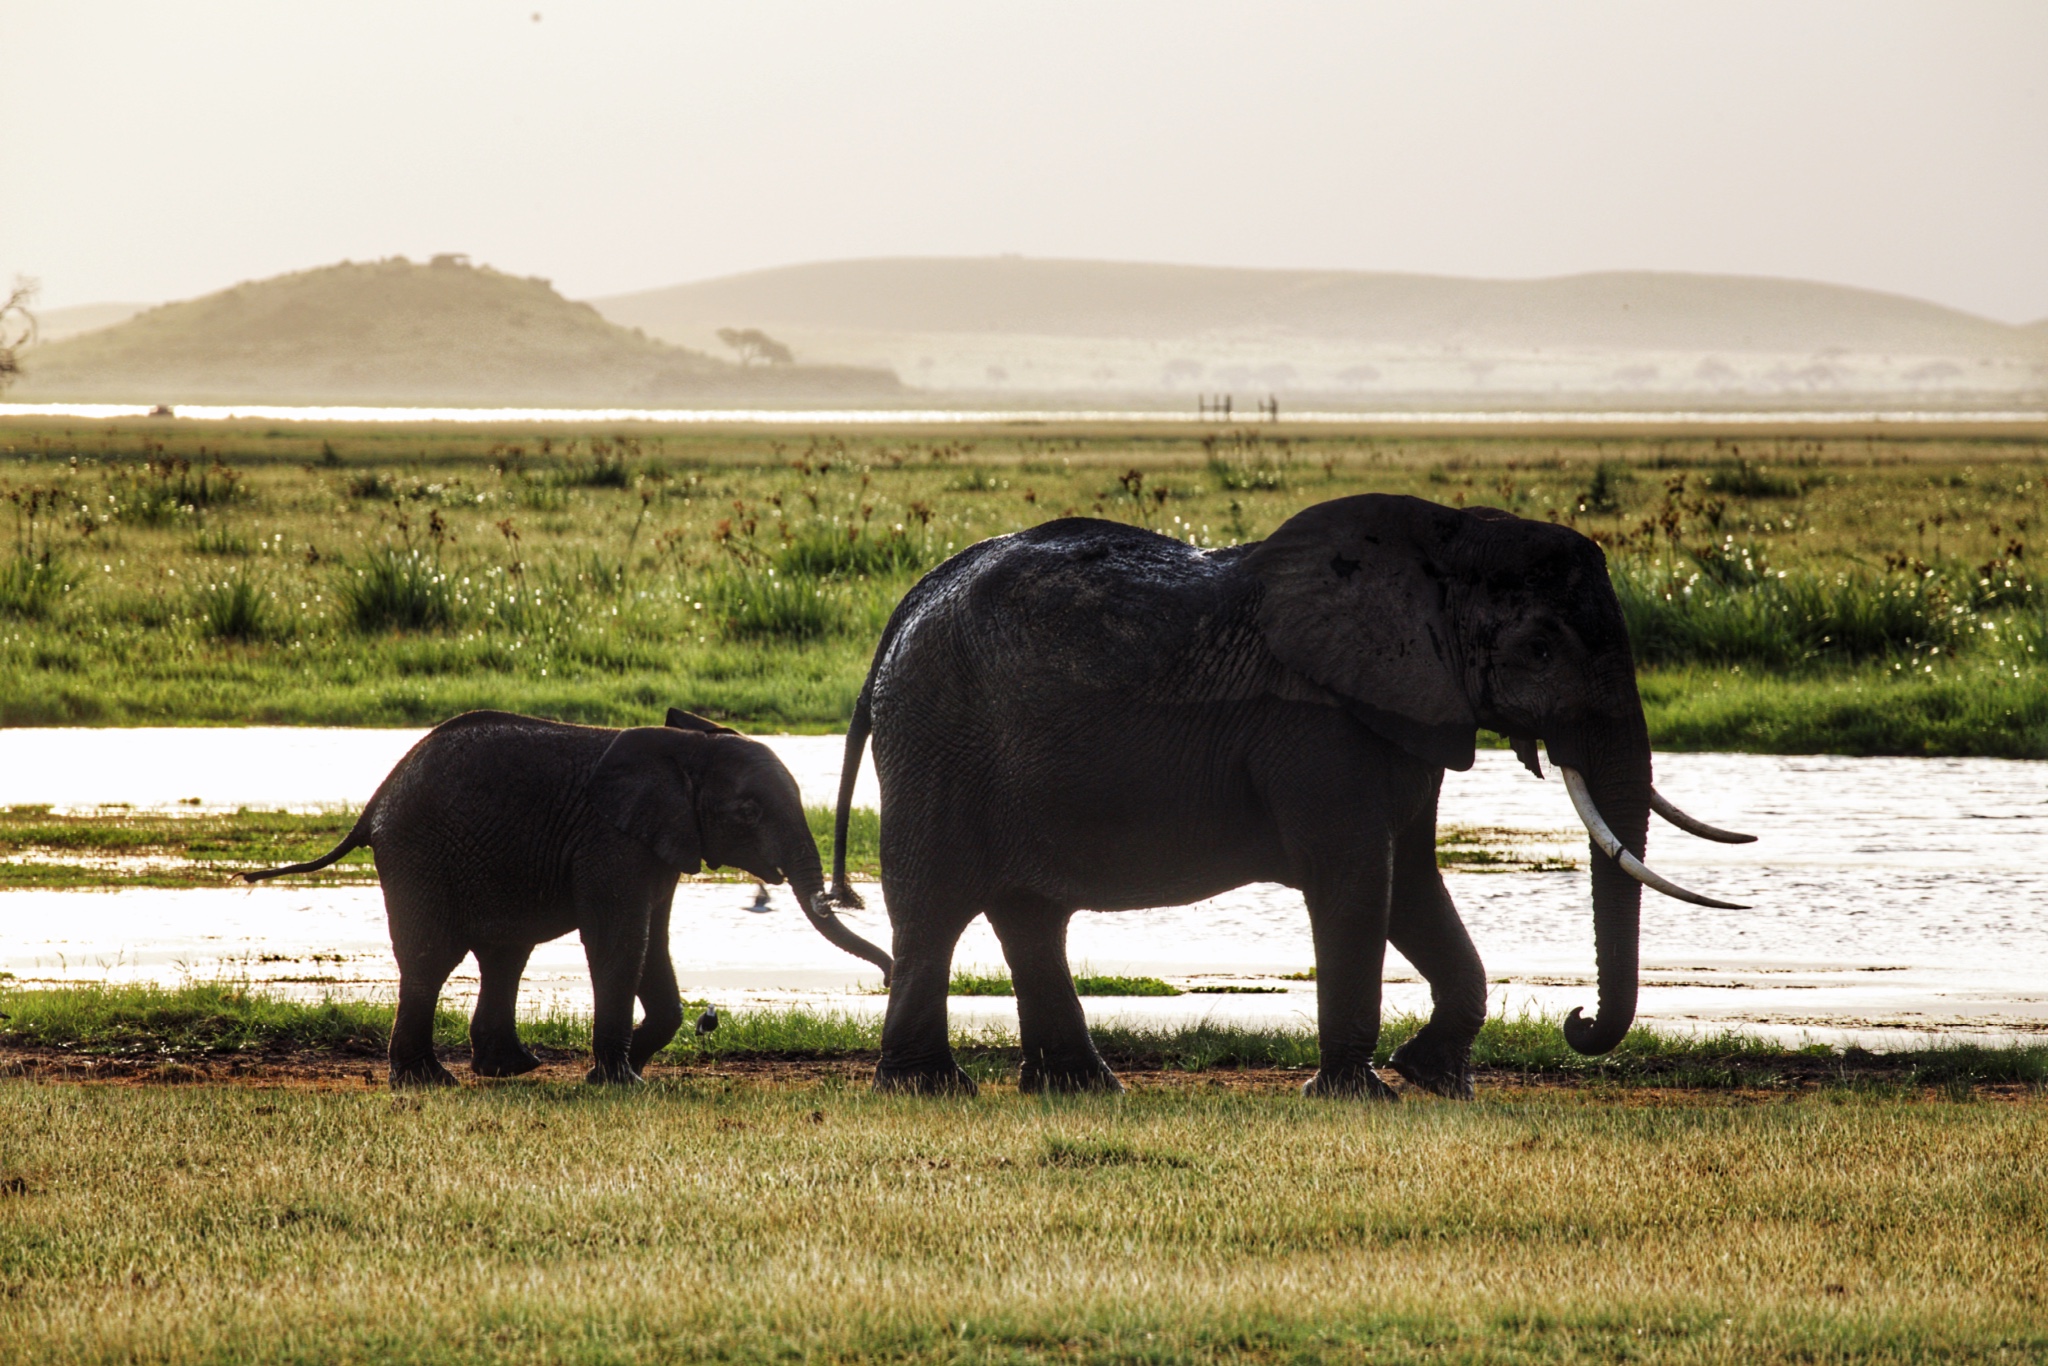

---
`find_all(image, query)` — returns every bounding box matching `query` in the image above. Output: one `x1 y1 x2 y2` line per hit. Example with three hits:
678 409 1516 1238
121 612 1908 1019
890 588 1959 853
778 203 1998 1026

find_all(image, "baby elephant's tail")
243 810 373 883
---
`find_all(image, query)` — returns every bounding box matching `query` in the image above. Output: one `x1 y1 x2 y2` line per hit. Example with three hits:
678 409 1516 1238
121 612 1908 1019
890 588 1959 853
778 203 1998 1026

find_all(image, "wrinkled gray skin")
248 708 892 1088
826 494 1649 1099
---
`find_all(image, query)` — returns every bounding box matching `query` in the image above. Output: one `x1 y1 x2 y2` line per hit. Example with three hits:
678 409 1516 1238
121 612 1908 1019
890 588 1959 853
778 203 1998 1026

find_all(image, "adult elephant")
248 708 892 1087
824 494 1749 1098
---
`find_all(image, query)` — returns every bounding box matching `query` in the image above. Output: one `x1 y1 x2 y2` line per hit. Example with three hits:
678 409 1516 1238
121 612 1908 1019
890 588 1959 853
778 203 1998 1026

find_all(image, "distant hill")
594 258 2048 405
31 302 149 344
13 258 900 406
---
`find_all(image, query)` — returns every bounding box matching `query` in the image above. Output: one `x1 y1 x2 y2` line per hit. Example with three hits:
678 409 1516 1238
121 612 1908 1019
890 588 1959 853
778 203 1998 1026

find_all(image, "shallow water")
7 402 2044 427
1 729 2042 1046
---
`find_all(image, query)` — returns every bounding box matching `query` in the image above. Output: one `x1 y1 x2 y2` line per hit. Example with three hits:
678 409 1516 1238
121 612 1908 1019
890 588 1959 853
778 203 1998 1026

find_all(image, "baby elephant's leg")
470 943 541 1077
389 935 465 1089
629 893 684 1073
580 907 651 1084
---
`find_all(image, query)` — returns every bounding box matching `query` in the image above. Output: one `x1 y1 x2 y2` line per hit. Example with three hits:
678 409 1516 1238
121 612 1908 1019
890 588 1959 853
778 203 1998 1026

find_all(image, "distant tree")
716 327 795 366
0 277 37 392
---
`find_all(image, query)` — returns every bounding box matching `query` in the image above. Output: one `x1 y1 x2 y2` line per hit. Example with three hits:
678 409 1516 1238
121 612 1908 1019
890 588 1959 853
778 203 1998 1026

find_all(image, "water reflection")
7 402 2042 427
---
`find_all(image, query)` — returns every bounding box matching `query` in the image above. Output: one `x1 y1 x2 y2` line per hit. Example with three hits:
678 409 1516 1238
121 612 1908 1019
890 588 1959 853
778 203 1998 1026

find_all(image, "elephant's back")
877 520 1255 699
369 712 607 892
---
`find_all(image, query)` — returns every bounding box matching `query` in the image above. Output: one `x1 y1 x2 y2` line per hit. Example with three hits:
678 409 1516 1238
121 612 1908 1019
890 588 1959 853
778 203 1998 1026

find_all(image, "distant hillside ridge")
595 257 2043 356
591 257 2047 404
30 302 150 344
13 257 900 406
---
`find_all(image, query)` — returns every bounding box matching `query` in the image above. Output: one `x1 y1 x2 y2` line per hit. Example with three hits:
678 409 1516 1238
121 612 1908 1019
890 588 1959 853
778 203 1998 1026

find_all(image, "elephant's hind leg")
1385 810 1486 1100
987 898 1121 1094
469 943 542 1078
874 890 979 1096
390 934 465 1090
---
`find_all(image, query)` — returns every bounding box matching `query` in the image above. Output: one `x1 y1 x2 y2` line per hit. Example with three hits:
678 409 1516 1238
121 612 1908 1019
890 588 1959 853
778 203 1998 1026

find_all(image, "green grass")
0 805 881 890
0 808 1567 890
1636 663 2048 756
1616 556 2042 668
0 804 374 888
0 551 73 619
334 546 461 632
948 969 1185 998
2 1076 2046 1362
0 804 879 890
190 570 286 643
1 420 2045 749
6 983 2045 1091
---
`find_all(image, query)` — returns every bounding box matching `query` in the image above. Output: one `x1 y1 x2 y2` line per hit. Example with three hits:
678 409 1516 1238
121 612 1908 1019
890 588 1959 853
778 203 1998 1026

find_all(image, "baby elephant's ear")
1246 494 1479 771
588 728 703 871
665 707 738 735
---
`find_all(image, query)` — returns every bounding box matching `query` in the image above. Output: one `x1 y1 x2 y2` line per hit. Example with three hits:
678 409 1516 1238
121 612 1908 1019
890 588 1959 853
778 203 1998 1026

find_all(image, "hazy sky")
4 1 2045 320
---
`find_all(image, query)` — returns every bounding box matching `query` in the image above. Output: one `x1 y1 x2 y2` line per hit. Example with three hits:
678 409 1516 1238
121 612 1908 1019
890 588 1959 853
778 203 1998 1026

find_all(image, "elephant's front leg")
579 905 652 1084
1386 808 1486 1100
874 890 979 1096
988 898 1121 1094
1300 836 1399 1101
628 890 684 1074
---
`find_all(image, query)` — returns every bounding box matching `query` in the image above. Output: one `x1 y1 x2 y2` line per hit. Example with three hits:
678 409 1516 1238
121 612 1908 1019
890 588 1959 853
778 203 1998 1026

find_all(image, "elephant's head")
586 710 893 979
1247 494 1748 1055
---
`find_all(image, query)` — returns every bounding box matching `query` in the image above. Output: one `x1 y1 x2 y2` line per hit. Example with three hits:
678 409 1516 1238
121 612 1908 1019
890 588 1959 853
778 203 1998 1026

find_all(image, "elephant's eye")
1529 638 1553 665
727 798 763 826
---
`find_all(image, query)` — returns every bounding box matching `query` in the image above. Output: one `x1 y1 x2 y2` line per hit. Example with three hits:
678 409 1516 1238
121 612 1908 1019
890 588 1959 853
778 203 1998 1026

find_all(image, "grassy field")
1 1071 2044 1364
1 418 2044 753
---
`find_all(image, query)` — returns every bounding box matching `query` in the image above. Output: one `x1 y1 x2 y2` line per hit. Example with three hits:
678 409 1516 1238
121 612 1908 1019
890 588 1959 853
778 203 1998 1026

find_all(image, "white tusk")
1651 788 1757 844
1559 767 1749 910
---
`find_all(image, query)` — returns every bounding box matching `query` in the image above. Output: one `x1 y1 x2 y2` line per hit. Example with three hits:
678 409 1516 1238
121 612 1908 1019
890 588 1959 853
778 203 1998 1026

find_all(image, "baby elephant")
247 708 892 1087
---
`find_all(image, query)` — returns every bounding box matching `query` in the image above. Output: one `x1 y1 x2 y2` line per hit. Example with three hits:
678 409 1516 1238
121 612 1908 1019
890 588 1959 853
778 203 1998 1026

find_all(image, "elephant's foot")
1018 1055 1125 1095
1301 1067 1399 1101
470 1043 542 1078
390 1056 458 1090
1388 1033 1476 1100
585 1059 645 1086
874 1060 980 1096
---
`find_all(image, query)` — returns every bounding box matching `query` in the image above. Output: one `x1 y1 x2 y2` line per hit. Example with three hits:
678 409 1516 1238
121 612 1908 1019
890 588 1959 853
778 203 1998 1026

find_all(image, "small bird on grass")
695 1003 719 1037
747 882 772 913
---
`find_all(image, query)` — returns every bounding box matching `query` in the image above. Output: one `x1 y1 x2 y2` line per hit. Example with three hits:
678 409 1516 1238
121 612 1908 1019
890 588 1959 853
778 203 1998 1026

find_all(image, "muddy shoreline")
4 1043 2039 1099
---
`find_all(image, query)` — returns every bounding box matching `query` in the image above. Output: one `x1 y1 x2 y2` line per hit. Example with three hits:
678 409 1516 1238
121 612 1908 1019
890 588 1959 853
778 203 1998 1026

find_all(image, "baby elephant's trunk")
783 844 893 983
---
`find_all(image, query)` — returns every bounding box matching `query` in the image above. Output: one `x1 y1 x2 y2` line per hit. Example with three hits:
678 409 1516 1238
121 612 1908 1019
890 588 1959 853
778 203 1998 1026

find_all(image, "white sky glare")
3 1 2044 320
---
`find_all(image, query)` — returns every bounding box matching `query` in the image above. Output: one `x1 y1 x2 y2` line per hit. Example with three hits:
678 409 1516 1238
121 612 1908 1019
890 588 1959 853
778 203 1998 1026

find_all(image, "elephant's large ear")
665 707 737 735
1246 494 1478 771
588 728 703 871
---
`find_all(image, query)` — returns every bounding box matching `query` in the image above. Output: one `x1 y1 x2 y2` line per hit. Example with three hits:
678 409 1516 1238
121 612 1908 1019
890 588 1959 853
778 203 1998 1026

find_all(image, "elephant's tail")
824 681 871 911
242 809 373 883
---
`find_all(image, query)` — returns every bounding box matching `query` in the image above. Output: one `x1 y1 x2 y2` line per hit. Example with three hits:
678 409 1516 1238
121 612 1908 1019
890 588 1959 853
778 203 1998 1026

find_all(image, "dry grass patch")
0 1080 2043 1363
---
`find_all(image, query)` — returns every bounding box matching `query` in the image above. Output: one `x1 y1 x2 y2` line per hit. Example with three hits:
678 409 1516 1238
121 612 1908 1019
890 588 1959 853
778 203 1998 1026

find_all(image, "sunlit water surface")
7 402 2045 427
1 729 2041 1046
